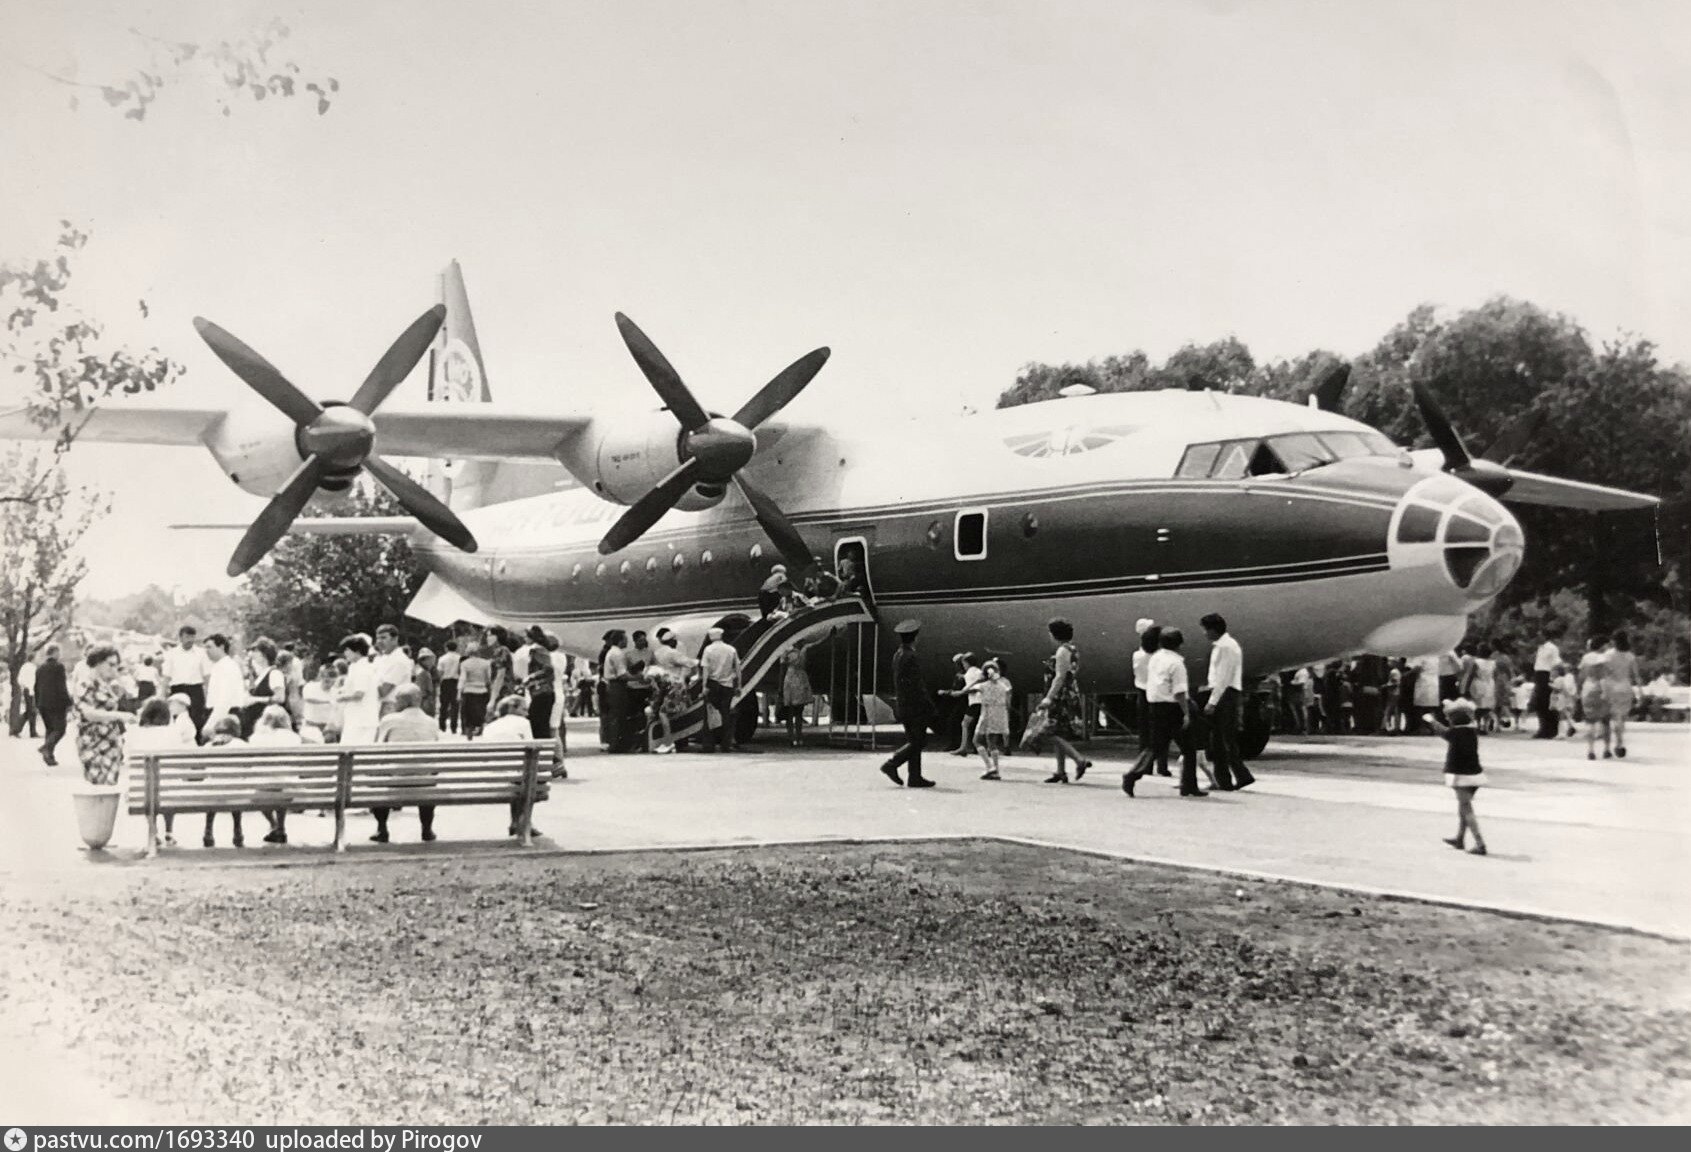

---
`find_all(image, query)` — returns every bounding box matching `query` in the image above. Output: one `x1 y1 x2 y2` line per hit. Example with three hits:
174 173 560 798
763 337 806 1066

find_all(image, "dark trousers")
171 683 207 738
1145 701 1200 793
1532 670 1554 738
1208 688 1253 789
884 718 929 780
528 692 554 740
1135 689 1151 749
705 682 735 751
460 691 489 738
438 679 459 732
40 706 68 760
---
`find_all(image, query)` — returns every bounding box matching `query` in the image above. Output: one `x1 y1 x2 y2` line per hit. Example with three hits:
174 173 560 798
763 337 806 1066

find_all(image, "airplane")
1 262 1660 755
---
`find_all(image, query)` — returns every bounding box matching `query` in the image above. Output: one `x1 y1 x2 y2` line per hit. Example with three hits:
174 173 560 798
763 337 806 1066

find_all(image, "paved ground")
3 718 1687 937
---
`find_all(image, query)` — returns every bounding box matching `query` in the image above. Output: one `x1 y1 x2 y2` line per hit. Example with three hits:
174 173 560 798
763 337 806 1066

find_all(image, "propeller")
1309 362 1352 411
1409 381 1515 496
193 304 477 577
599 313 829 571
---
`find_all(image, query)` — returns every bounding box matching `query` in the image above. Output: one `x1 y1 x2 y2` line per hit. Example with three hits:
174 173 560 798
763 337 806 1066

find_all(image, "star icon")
5 1128 28 1152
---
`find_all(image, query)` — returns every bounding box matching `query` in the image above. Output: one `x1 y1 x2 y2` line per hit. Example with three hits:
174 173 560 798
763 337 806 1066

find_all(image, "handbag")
1019 705 1051 750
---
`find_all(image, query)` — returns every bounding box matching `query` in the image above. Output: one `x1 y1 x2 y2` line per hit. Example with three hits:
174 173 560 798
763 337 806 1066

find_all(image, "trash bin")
73 789 122 851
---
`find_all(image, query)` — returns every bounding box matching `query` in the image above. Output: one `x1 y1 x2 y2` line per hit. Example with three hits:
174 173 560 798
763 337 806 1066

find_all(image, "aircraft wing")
0 400 586 462
1500 470 1660 512
170 517 421 535
0 402 225 445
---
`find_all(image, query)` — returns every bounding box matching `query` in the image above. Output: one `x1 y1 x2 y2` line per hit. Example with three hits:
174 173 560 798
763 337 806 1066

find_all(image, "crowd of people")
1262 627 1654 754
6 621 573 848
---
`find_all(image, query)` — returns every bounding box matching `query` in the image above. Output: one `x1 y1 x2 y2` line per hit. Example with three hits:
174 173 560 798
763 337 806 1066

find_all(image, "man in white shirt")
435 639 462 733
372 624 414 718
12 657 37 738
161 625 210 737
202 633 247 730
1532 631 1563 739
1123 627 1205 798
699 627 741 753
337 634 381 743
1201 613 1254 791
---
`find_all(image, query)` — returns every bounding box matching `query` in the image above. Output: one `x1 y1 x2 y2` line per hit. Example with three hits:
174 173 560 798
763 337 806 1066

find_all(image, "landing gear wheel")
1241 695 1271 759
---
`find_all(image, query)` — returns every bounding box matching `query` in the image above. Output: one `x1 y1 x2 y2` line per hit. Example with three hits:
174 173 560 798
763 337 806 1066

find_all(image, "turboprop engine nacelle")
202 407 308 497
555 411 728 512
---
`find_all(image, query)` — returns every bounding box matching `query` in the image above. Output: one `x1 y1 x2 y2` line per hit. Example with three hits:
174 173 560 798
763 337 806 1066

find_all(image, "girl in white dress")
1469 643 1498 732
1576 636 1612 760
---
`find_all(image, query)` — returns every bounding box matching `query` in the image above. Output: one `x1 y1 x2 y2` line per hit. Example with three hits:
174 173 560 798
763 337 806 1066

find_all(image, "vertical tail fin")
425 260 501 510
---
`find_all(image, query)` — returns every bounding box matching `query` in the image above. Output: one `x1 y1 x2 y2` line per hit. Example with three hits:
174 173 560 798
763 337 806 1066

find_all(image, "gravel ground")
1 840 1687 1124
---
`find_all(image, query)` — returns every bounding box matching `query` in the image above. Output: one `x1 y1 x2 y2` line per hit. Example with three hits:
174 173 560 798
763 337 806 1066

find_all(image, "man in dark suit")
35 644 71 767
879 619 935 788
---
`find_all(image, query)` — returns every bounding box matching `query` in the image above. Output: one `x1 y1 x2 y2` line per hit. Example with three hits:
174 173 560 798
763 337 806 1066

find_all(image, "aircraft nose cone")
1441 489 1523 599
686 417 757 479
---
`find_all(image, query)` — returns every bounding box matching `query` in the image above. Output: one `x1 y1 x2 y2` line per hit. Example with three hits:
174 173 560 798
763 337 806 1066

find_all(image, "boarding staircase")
646 596 878 747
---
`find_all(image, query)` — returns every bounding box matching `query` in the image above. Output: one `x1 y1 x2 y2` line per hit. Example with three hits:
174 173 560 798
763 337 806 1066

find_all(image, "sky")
2 0 1688 599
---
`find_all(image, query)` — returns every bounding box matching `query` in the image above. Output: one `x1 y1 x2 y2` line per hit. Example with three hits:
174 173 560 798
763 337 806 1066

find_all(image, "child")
131 697 189 847
976 661 1012 779
1427 702 1487 856
1552 663 1579 737
1510 677 1533 732
166 691 199 747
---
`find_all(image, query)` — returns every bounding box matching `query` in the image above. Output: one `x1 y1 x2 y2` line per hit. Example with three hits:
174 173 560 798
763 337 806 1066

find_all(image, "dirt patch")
1 840 1687 1124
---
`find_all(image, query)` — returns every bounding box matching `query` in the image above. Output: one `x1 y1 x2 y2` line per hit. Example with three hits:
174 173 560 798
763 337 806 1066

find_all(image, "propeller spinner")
192 304 477 577
597 314 829 570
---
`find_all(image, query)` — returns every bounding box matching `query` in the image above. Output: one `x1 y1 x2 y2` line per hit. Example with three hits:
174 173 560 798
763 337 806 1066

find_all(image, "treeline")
997 298 1691 678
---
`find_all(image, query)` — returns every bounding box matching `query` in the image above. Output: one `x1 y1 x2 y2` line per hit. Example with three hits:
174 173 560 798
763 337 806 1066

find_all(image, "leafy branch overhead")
36 18 339 121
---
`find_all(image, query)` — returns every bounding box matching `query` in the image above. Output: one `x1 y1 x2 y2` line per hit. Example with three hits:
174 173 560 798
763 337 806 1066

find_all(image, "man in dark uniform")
35 644 71 767
879 619 935 788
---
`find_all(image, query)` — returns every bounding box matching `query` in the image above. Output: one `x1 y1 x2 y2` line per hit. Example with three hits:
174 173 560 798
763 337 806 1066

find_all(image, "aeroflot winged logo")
1003 423 1138 458
437 337 482 403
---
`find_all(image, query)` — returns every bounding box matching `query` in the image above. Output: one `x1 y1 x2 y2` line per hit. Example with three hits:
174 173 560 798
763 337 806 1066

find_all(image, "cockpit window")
1176 429 1394 479
1211 440 1254 480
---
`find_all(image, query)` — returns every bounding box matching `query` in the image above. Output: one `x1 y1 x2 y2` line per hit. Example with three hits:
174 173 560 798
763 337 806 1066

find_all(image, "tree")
14 16 338 121
1 445 108 733
242 485 447 661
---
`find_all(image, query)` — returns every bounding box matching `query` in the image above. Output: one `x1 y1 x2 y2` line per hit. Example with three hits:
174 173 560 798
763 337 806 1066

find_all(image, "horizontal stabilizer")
170 517 419 535
406 574 488 628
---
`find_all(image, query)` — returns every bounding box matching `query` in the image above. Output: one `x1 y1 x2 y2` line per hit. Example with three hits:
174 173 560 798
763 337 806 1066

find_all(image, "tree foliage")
22 17 339 121
241 485 447 662
997 297 1691 674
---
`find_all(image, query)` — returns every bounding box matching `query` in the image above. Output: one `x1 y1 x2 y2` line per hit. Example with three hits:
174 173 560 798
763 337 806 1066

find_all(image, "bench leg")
517 796 534 848
144 813 159 859
333 806 347 853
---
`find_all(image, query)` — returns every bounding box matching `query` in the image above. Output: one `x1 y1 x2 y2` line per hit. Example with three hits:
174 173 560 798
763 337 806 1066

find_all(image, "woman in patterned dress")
75 646 134 786
1039 619 1093 784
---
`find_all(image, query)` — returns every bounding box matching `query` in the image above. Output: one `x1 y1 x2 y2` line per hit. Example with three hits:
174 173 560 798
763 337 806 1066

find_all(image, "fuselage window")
672 553 685 572
619 560 632 581
749 543 763 565
570 563 582 583
1316 431 1372 459
645 556 660 576
955 509 987 561
1176 442 1220 478
1021 512 1039 538
926 520 943 549
1247 441 1288 477
701 549 713 568
595 562 608 581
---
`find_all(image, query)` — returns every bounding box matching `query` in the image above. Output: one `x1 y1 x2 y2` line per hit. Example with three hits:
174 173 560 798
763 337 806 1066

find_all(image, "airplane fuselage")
415 390 1525 691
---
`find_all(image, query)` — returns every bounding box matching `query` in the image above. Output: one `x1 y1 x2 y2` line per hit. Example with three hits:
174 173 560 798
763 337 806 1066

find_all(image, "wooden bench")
125 740 555 857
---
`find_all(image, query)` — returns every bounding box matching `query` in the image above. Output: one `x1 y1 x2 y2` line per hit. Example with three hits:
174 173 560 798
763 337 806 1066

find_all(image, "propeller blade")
1410 381 1472 471
193 317 323 427
597 458 701 556
733 474 813 572
348 304 447 416
1313 363 1352 411
364 455 478 553
1482 407 1546 467
615 313 710 430
732 347 831 429
227 456 327 577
